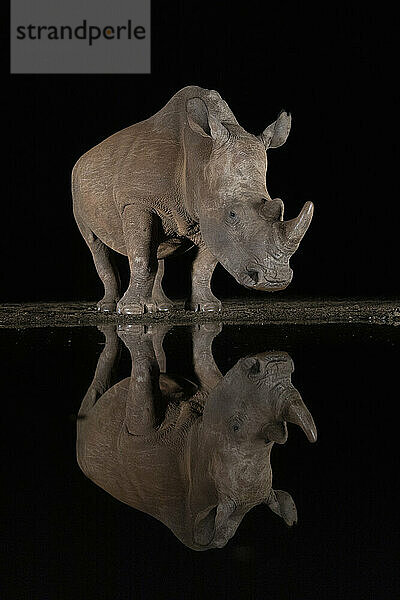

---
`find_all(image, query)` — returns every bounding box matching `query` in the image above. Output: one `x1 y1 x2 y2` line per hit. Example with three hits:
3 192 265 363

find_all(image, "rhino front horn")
282 201 314 245
285 390 317 443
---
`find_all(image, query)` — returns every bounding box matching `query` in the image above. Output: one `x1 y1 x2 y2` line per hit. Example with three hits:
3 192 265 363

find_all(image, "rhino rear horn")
281 201 314 246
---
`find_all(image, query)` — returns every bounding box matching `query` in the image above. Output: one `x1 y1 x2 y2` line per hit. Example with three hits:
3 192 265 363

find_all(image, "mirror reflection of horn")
285 390 318 443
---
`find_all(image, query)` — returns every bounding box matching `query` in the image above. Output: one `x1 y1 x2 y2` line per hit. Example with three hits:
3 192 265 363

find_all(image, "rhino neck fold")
182 128 213 223
181 420 218 519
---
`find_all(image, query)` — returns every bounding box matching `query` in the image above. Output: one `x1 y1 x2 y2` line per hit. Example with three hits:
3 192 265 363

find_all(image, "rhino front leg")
151 259 175 312
186 245 221 312
117 324 160 435
192 323 223 392
117 205 159 315
151 323 173 373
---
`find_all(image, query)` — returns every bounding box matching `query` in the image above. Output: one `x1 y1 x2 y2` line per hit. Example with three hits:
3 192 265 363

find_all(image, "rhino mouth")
242 268 291 290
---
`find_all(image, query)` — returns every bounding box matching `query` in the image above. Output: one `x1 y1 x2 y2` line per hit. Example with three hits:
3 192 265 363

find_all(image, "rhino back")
71 115 177 255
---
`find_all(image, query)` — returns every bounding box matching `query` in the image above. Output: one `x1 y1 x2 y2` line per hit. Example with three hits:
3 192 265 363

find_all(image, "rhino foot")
150 293 176 312
117 323 152 337
186 296 222 313
156 302 175 312
117 296 174 315
97 297 119 313
117 299 155 315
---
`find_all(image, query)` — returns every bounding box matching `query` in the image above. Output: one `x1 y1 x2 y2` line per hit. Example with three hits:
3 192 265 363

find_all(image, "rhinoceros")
76 324 317 550
72 86 314 314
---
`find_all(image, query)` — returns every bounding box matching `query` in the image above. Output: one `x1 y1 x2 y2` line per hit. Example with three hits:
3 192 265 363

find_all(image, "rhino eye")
229 415 243 432
261 198 268 204
229 210 236 218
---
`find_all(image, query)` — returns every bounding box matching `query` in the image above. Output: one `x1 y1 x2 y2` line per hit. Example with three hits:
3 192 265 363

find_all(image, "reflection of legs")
192 323 223 392
152 259 174 312
117 325 160 435
186 246 221 312
151 324 173 373
75 214 120 313
78 326 120 418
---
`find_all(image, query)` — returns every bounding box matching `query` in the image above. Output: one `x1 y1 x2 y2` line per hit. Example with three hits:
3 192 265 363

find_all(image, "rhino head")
191 351 317 549
187 98 313 291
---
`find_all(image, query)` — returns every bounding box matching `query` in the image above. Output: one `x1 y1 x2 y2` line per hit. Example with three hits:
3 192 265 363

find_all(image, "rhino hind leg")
117 206 160 315
75 212 120 313
78 325 120 418
185 246 221 312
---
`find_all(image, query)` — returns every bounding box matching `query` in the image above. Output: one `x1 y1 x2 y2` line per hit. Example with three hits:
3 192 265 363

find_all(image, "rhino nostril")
247 270 259 284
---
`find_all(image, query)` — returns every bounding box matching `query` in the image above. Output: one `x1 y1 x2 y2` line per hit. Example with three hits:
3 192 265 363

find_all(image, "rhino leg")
78 325 120 418
192 323 223 391
117 206 160 314
152 259 175 312
75 212 120 313
151 323 173 373
185 246 221 312
117 324 161 435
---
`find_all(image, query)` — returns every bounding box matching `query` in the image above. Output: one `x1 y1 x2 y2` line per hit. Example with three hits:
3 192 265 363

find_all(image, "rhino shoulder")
153 390 206 450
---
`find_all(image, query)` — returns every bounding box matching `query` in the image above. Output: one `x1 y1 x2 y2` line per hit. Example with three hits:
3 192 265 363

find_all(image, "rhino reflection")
77 325 317 550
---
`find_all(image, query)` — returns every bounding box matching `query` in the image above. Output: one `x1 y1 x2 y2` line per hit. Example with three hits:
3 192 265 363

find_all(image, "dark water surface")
3 324 399 600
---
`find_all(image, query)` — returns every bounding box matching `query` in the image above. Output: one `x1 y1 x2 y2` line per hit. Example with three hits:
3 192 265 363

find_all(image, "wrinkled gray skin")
77 324 317 550
72 86 314 314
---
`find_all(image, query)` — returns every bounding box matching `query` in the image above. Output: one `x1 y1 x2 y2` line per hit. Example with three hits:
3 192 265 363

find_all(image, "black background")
4 3 399 303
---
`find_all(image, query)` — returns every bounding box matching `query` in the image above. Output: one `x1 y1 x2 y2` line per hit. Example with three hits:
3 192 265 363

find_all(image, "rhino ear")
265 489 298 526
260 110 291 149
193 501 234 546
193 505 218 546
186 97 229 142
